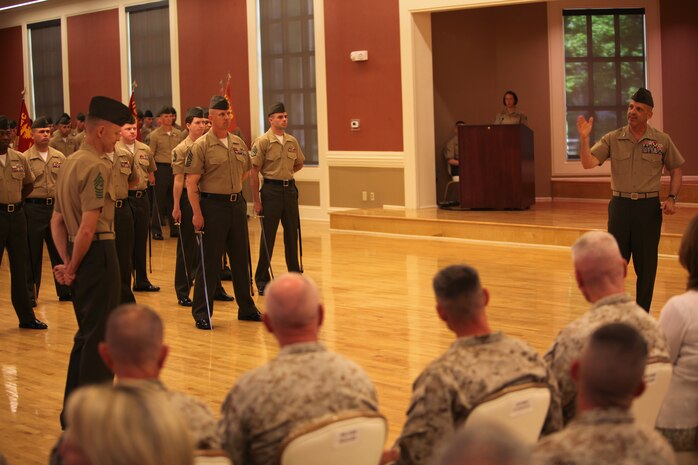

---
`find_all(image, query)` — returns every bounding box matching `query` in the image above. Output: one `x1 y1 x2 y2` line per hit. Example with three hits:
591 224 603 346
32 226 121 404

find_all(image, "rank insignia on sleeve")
185 150 193 167
94 172 104 199
251 146 258 158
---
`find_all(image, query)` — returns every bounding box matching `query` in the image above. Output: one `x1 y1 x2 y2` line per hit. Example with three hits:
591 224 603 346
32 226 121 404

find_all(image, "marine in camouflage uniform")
545 293 669 423
218 341 378 465
533 408 676 465
395 332 563 465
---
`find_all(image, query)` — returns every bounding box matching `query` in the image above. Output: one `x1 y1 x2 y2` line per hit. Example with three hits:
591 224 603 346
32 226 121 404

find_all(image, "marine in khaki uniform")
534 323 677 465
545 231 669 424
172 107 207 307
74 112 86 149
49 114 79 157
50 96 132 427
22 116 71 305
140 109 154 144
251 102 305 295
111 120 139 304
184 96 261 329
389 265 562 465
117 122 159 292
578 88 684 312
219 274 378 465
442 120 465 177
149 106 181 239
494 90 528 125
0 115 47 329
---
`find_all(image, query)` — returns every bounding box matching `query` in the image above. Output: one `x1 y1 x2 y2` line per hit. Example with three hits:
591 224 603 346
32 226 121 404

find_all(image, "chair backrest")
193 449 233 465
462 382 551 446
631 359 673 429
280 411 387 465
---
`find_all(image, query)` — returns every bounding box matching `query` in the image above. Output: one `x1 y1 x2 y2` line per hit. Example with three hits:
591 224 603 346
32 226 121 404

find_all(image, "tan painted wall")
297 181 321 206
431 3 552 198
329 167 405 208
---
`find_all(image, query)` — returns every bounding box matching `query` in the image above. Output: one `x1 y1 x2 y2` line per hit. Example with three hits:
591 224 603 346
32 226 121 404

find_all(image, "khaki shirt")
184 130 251 194
0 148 35 203
251 129 305 180
23 145 66 199
172 137 195 176
532 408 676 465
544 293 669 423
111 148 138 199
149 126 182 163
54 143 115 237
591 124 685 193
74 131 86 150
442 135 458 161
396 332 563 465
49 133 79 157
116 140 154 191
219 342 378 465
495 110 528 125
141 126 152 144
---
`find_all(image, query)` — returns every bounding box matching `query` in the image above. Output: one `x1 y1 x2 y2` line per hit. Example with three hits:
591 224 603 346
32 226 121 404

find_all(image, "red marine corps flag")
17 93 33 152
222 73 238 132
128 81 141 141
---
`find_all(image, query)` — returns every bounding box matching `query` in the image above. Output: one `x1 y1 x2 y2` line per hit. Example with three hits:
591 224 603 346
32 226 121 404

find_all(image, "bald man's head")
264 273 322 342
571 231 627 300
104 304 164 369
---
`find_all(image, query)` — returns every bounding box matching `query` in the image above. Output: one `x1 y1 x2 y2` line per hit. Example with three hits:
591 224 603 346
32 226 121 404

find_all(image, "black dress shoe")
58 294 72 302
220 266 233 281
170 229 179 238
238 309 262 321
214 291 234 302
195 319 212 330
257 285 266 296
178 297 192 307
152 233 164 241
19 318 48 330
133 283 160 292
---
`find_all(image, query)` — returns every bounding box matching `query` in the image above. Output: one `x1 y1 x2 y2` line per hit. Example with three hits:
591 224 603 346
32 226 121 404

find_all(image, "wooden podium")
458 124 535 209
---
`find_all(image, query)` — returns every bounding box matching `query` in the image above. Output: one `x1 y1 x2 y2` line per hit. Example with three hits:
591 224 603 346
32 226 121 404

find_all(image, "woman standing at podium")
494 90 528 125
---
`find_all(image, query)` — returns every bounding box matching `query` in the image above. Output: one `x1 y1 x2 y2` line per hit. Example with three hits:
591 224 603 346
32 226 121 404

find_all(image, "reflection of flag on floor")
222 74 238 132
17 97 33 152
128 81 141 141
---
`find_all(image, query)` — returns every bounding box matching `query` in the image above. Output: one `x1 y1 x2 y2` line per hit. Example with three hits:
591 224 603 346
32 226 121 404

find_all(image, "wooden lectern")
457 124 535 209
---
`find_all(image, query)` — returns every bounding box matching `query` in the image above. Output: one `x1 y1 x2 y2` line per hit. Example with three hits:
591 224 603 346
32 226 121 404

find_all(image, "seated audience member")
388 264 562 465
656 216 698 452
434 423 530 465
218 273 378 465
545 231 669 423
59 383 194 465
442 120 465 177
533 323 676 465
99 304 220 449
494 90 528 125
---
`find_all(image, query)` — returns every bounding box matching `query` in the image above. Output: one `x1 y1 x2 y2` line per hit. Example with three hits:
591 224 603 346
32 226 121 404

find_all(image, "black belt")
200 192 242 202
115 198 129 208
612 191 659 200
128 190 146 199
68 232 115 243
264 178 295 187
25 197 54 206
0 202 22 213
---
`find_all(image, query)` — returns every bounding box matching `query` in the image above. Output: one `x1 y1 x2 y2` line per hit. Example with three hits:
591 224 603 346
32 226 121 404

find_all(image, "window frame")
547 0 662 177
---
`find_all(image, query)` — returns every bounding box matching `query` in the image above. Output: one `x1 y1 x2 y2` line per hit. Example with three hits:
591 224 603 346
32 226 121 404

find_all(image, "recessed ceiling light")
0 0 48 12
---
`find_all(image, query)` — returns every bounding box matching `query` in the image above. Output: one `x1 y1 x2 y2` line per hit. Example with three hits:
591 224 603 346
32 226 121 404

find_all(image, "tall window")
127 2 171 117
29 20 64 121
259 0 318 164
564 8 645 159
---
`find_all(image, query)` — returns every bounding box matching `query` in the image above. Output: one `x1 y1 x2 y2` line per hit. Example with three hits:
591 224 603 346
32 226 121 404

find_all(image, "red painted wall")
0 26 25 119
177 0 251 144
660 0 698 176
324 0 403 151
67 9 121 115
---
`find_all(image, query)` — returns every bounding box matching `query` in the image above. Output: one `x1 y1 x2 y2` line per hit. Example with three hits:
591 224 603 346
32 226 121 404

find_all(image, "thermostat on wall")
350 50 368 62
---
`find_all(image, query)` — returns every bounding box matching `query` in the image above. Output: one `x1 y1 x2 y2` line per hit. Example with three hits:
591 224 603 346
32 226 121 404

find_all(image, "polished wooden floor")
0 211 689 465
